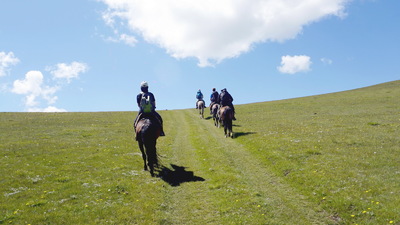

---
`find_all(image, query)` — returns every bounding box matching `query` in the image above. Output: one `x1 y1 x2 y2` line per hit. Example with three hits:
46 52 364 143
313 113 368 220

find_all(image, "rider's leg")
134 113 142 140
231 104 236 120
153 111 165 136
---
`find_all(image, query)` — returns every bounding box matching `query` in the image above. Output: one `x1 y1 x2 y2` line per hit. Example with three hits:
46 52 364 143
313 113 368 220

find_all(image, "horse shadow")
158 164 205 187
234 132 256 138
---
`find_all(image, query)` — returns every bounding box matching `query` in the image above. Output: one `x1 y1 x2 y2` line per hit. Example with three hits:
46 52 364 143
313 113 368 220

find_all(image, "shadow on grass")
234 132 256 138
158 164 205 187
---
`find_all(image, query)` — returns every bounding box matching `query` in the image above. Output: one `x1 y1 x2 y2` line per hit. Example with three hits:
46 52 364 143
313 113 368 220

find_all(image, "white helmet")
140 81 148 88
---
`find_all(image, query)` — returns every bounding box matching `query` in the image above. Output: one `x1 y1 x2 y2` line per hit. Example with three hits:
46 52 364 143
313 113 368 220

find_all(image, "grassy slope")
1 81 399 224
234 80 400 224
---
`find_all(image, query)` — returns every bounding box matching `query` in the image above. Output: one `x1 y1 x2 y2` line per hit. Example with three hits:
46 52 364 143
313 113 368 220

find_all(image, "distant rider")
134 81 165 136
209 88 219 114
219 88 236 120
195 89 206 109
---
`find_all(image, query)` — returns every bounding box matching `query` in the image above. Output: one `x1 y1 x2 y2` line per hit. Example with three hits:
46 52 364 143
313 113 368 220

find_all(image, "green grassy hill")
1 80 399 224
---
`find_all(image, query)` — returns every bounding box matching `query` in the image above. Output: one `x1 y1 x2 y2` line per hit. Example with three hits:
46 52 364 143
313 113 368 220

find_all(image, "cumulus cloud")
11 61 88 112
278 55 312 74
0 51 20 76
100 0 348 67
12 71 59 108
48 62 88 83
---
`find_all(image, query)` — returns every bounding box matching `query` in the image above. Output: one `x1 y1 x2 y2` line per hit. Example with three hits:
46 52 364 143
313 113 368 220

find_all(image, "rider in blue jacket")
195 89 206 109
209 88 219 114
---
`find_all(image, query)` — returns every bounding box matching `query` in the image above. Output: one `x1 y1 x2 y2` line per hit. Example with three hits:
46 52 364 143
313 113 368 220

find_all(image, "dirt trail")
156 110 332 224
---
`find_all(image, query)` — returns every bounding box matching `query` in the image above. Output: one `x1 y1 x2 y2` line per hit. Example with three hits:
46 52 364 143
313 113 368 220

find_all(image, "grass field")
1 80 399 224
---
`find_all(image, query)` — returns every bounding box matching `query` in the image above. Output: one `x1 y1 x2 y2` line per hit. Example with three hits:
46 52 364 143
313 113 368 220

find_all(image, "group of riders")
196 88 236 120
134 81 236 139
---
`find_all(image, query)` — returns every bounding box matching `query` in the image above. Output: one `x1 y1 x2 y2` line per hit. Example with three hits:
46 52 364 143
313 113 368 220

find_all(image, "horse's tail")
226 107 233 120
144 139 158 166
222 107 233 121
138 118 160 167
220 106 232 120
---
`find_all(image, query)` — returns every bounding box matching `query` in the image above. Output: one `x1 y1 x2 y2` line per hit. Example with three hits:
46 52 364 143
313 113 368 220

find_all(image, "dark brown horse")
218 106 234 138
135 115 161 176
211 103 220 127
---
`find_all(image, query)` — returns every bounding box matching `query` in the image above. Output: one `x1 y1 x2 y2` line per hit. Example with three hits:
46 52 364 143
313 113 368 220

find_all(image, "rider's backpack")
196 92 202 100
140 93 153 113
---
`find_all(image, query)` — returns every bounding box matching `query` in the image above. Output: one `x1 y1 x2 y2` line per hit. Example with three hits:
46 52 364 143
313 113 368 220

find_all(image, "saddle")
135 112 160 127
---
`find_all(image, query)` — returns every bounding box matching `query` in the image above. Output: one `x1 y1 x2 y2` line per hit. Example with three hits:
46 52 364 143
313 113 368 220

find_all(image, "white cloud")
0 51 20 76
119 33 138 46
12 71 59 108
321 57 333 65
27 106 67 113
48 62 88 83
10 61 88 112
100 0 348 67
278 55 312 74
105 33 138 46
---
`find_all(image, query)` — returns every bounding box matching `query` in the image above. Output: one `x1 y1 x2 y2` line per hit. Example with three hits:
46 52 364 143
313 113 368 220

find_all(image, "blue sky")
1 0 399 112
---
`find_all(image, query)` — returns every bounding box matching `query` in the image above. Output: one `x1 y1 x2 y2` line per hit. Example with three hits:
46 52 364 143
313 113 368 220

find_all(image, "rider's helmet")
141 81 148 88
141 81 149 93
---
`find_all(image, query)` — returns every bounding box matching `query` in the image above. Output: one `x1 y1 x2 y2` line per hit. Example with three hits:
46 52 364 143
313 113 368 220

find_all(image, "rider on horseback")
219 88 236 120
209 88 219 114
134 81 165 137
195 89 206 109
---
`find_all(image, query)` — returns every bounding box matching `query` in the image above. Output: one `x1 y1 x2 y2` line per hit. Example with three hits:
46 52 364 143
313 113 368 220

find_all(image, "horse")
211 103 220 127
135 114 161 176
196 100 205 119
218 106 234 138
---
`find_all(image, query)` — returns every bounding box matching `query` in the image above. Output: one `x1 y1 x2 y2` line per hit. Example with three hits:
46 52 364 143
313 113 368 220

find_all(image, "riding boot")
153 112 165 136
134 114 140 140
